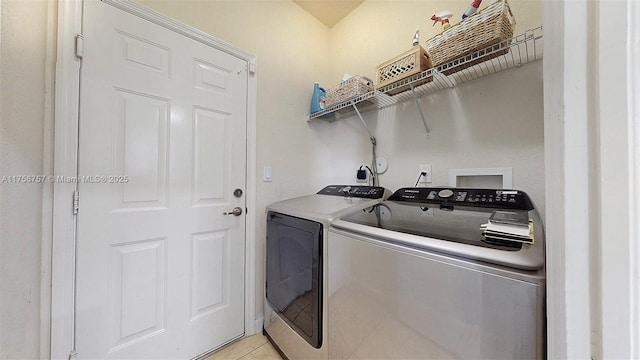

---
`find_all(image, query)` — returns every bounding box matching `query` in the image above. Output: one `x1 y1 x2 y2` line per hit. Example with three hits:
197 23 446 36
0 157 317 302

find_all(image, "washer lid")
334 201 545 270
340 202 516 250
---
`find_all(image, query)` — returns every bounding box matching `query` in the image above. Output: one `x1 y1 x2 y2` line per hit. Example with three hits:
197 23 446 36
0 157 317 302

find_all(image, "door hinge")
75 34 84 59
73 190 80 215
248 61 256 74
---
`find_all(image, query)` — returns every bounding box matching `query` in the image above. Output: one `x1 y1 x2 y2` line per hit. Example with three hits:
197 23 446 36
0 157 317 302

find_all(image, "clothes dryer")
264 185 390 360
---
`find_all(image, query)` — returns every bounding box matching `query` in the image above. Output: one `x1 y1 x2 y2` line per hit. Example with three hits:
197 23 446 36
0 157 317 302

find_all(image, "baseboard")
253 317 264 335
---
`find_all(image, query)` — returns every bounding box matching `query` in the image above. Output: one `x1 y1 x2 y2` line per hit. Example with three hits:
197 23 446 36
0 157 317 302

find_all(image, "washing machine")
264 185 390 360
327 187 546 359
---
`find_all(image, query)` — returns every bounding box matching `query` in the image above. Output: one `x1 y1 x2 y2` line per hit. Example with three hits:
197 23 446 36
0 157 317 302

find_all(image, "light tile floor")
205 334 283 360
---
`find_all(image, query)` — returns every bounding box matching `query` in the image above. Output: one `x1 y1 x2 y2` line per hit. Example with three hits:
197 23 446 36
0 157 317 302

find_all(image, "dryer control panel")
317 185 387 199
388 187 534 210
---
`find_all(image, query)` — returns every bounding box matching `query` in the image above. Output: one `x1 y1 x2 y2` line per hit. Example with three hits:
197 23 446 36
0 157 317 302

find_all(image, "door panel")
76 1 247 358
114 89 169 208
108 239 167 351
191 232 228 320
192 108 229 204
115 30 171 77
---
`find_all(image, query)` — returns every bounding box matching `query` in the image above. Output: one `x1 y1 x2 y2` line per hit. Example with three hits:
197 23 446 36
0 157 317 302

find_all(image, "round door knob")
223 207 243 216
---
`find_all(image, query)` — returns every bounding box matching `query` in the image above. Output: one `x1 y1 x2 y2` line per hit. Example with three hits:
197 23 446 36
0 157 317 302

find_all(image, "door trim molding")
630 2 640 356
544 0 639 358
103 0 256 62
50 1 258 358
542 1 593 358
630 0 640 354
51 0 82 358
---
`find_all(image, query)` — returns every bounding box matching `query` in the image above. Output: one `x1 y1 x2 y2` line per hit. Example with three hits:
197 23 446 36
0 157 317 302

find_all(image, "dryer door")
266 211 323 348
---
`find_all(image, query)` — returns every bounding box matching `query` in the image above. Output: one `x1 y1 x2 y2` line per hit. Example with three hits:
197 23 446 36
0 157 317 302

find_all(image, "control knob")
438 189 454 198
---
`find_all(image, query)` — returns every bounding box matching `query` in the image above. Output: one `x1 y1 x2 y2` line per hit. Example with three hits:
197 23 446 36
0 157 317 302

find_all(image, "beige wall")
328 0 542 82
318 0 545 217
0 0 54 358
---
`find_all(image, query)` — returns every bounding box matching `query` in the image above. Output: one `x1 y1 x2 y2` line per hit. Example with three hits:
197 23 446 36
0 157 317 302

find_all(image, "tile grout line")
205 335 270 360
235 336 269 360
237 342 268 360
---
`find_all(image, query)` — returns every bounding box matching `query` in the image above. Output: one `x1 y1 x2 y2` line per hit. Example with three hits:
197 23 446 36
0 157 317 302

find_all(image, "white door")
75 1 247 358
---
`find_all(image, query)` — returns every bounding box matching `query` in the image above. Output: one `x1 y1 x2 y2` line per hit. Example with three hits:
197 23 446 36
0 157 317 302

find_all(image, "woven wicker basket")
374 46 433 95
425 0 515 75
325 75 374 108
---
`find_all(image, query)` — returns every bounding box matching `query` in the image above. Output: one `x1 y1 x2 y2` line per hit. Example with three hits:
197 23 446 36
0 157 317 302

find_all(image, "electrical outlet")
356 168 368 183
418 164 432 183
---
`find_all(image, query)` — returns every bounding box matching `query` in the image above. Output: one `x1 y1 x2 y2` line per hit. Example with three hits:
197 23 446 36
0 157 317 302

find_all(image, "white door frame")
50 1 258 358
544 0 640 358
542 1 592 357
630 3 640 357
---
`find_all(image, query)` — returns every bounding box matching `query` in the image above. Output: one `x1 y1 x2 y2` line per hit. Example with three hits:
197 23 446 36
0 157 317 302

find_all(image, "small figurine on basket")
431 10 453 33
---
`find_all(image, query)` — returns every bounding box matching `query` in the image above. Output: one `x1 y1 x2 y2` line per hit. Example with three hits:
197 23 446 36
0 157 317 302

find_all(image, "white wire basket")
325 75 374 108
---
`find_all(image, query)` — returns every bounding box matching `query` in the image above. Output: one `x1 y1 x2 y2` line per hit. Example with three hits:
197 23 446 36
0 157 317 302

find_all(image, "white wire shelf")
306 90 394 121
307 26 543 121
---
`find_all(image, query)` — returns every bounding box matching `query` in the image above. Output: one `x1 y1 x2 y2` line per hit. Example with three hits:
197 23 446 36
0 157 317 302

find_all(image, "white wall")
328 0 542 82
316 0 545 218
0 0 54 358
321 62 545 211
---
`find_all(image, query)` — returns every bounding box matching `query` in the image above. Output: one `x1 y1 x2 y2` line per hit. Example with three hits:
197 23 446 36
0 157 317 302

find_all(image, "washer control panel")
317 185 387 199
389 187 534 210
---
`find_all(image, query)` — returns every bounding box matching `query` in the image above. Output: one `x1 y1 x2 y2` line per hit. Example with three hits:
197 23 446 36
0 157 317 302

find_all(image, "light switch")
263 166 272 182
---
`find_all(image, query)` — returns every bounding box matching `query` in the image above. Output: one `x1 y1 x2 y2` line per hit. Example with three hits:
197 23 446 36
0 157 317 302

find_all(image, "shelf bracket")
409 83 431 139
352 103 376 146
435 69 456 89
